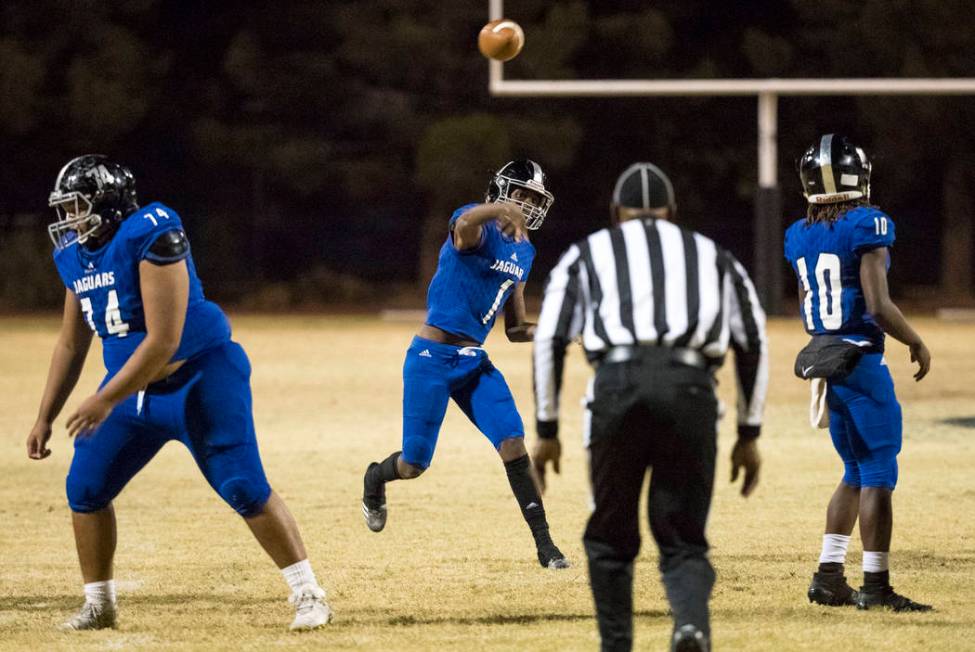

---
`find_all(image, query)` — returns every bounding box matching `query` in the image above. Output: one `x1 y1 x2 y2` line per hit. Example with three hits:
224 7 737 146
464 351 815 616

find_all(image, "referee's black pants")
583 351 718 652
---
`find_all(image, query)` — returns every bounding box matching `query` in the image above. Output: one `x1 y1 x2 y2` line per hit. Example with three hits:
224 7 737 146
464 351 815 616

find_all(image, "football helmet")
798 134 871 204
486 159 554 230
48 154 138 249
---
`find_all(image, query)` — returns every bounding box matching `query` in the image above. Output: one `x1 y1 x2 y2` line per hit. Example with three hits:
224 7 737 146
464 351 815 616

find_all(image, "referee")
531 163 768 652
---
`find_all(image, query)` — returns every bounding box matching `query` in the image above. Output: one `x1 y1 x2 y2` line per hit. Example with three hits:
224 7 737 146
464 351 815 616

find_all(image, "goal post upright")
487 0 975 313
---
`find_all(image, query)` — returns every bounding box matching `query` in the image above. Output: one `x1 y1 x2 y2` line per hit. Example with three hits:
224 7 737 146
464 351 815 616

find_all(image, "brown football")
478 19 525 62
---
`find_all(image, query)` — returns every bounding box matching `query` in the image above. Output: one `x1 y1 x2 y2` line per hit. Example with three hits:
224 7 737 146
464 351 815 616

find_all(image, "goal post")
488 0 975 313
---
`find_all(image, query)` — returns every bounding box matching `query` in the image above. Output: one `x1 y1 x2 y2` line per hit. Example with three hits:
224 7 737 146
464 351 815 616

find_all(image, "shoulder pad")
145 229 190 265
847 207 895 253
449 203 480 226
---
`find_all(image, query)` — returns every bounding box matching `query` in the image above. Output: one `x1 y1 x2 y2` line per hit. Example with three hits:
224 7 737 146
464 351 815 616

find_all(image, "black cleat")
856 586 933 612
362 462 387 532
808 570 858 606
672 624 709 652
537 543 570 569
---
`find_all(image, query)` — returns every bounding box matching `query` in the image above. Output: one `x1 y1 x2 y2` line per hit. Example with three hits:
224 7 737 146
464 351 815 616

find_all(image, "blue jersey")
424 203 536 344
784 206 895 345
53 201 231 376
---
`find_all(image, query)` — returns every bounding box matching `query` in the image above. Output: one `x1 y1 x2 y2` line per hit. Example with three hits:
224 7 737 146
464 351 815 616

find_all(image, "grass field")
1 315 973 651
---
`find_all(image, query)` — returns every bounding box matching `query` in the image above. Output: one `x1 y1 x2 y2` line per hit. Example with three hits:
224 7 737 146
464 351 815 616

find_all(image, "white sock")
818 533 851 565
863 551 889 573
281 559 318 593
83 580 116 607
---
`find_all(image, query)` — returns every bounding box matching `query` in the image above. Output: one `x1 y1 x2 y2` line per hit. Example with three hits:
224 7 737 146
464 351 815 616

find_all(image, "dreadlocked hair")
806 198 875 224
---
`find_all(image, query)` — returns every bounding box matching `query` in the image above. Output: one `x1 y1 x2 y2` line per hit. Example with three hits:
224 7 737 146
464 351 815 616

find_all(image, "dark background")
2 0 973 312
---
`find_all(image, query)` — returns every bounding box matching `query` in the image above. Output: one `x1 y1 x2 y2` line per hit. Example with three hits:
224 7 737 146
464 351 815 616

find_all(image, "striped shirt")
533 217 769 438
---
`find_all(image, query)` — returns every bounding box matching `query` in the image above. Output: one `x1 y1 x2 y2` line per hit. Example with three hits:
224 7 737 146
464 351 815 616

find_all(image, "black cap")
612 162 675 211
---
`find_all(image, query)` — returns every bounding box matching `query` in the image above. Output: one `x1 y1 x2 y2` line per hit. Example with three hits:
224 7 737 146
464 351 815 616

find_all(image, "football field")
1 315 972 651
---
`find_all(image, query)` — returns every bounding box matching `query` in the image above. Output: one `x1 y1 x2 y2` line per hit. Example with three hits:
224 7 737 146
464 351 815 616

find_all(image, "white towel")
809 378 829 429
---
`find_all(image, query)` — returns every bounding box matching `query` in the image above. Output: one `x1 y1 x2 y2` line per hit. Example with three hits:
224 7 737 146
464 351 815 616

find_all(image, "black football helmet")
48 154 138 249
486 159 554 230
797 134 871 204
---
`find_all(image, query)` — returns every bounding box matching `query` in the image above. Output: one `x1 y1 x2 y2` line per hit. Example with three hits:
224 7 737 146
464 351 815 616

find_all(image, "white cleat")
60 600 117 631
288 583 332 631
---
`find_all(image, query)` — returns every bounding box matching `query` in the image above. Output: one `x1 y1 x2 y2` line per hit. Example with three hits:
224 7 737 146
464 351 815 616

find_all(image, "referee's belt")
598 345 711 370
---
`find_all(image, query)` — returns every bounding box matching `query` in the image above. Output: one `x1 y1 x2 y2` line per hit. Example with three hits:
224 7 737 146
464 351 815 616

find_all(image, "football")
478 19 524 62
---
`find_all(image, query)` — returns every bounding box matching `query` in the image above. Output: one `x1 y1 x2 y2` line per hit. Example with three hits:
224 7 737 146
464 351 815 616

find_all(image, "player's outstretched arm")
504 283 536 342
66 260 190 437
860 247 931 381
453 202 526 250
27 290 94 459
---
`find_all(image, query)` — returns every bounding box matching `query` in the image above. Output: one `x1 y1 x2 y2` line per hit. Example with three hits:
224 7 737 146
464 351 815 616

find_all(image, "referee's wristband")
536 420 559 440
737 425 761 440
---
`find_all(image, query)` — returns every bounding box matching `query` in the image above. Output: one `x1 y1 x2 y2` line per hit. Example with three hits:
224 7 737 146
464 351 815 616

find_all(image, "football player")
26 155 332 630
361 160 569 570
784 135 932 612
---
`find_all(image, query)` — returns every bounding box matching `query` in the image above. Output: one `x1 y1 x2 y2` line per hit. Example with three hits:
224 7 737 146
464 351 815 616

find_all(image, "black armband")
145 229 190 265
536 419 559 440
737 424 761 440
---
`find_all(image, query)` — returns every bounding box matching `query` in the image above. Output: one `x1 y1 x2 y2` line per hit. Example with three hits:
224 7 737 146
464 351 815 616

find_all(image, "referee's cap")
612 162 676 212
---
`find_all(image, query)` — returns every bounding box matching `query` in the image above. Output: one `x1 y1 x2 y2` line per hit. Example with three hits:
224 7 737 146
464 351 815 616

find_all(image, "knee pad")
402 436 434 471
858 456 898 489
218 475 271 517
66 471 112 513
841 461 862 488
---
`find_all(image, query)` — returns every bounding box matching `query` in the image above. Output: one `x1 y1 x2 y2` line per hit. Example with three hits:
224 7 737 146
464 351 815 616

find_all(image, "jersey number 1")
482 279 514 325
796 254 842 330
80 290 130 337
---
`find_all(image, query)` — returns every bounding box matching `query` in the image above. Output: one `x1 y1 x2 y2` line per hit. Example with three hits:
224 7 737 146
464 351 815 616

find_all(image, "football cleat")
808 570 858 606
537 543 570 570
671 624 709 652
288 583 333 630
362 462 387 532
59 600 117 631
856 586 933 612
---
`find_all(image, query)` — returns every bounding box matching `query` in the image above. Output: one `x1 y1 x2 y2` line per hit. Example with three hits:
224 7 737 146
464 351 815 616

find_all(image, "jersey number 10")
80 290 130 337
796 254 842 331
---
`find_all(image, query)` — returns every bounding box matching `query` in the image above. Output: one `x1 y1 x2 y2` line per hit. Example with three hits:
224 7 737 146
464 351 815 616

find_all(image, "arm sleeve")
533 244 585 434
851 209 896 254
723 252 769 439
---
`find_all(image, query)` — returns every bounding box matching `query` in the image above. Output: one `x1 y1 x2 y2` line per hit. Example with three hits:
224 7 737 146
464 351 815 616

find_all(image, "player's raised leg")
363 339 451 532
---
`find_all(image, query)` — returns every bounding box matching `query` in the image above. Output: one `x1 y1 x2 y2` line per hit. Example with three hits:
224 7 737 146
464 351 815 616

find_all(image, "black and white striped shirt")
533 217 769 438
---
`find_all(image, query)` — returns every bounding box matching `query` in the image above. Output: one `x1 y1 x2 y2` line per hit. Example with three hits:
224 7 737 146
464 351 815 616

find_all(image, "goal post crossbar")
489 75 975 97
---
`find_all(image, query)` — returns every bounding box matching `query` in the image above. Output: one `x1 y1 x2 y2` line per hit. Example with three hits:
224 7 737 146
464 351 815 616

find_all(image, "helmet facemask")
46 155 138 250
47 190 103 250
491 175 554 230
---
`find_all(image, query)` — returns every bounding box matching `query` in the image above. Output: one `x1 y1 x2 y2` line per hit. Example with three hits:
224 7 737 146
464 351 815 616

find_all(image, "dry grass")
0 315 973 651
